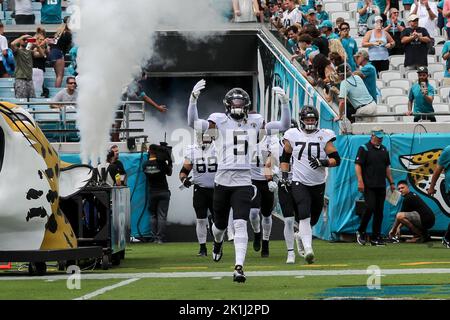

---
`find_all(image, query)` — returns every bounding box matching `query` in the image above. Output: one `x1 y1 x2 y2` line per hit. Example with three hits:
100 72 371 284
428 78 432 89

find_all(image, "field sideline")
0 240 449 300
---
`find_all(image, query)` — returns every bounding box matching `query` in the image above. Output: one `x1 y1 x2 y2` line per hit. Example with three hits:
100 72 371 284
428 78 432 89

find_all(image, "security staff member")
143 144 172 244
355 127 396 246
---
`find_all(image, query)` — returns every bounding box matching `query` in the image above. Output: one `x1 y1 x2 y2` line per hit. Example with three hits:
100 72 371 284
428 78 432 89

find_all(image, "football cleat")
253 232 262 252
294 232 305 257
442 237 450 249
370 238 386 246
356 231 367 246
197 244 207 257
304 249 315 264
212 240 223 262
261 240 269 258
286 250 295 264
233 265 246 283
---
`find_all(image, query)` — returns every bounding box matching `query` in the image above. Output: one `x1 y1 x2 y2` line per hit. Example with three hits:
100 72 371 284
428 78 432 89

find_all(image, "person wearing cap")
362 15 396 75
401 14 432 69
304 8 319 27
353 50 378 101
320 20 339 39
357 0 381 36
407 66 436 122
384 8 406 55
314 0 329 24
334 63 377 123
355 127 396 246
410 0 439 38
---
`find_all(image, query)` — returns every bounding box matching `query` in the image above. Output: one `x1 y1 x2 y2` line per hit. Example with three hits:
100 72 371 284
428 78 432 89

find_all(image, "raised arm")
265 87 291 135
187 79 210 131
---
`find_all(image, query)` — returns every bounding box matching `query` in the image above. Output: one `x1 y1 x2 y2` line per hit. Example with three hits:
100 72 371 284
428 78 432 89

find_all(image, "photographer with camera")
143 143 173 244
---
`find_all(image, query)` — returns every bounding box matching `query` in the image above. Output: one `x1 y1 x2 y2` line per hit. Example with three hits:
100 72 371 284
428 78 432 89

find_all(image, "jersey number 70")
295 142 320 160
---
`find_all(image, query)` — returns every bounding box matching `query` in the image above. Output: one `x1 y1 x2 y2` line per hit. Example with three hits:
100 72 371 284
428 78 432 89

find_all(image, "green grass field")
1 240 450 300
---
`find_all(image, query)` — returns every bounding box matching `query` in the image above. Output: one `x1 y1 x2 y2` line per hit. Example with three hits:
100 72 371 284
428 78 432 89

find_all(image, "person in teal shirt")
403 0 415 11
319 20 339 39
442 40 450 85
314 1 329 23
339 22 358 71
428 145 450 248
354 50 378 101
407 66 436 122
41 0 62 24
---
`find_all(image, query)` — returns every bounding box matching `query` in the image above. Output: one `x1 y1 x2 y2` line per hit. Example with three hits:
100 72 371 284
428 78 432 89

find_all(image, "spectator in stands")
410 0 439 39
49 17 72 88
362 15 396 75
384 8 406 55
389 180 435 243
443 0 450 38
0 23 9 78
291 34 319 70
14 0 35 24
286 25 300 54
407 66 436 122
329 39 347 62
11 34 35 99
401 14 432 70
304 9 319 27
334 63 377 123
403 0 415 10
355 127 396 246
319 20 339 40
67 45 78 77
339 22 359 71
50 76 77 109
314 0 329 24
97 149 122 187
269 1 284 30
232 0 261 22
442 39 450 85
334 17 345 34
40 0 62 24
280 0 302 33
354 50 378 102
32 28 48 97
304 24 329 57
357 0 380 36
376 0 391 17
310 53 339 102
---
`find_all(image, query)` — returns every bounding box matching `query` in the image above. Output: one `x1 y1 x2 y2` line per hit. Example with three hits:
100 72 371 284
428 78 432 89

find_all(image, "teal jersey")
438 145 450 193
341 37 358 71
408 83 436 114
41 0 62 24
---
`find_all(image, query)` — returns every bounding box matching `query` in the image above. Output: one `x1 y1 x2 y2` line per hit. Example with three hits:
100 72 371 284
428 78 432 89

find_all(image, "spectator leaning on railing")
50 76 77 109
11 34 36 99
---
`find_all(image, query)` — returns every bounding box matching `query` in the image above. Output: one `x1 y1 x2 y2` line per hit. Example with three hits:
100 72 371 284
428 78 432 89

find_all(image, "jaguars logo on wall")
399 149 450 217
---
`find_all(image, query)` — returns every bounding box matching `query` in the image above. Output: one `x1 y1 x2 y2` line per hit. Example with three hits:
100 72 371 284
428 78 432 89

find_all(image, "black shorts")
291 181 325 226
193 185 214 220
278 183 298 220
0 62 7 76
251 179 274 217
213 184 254 230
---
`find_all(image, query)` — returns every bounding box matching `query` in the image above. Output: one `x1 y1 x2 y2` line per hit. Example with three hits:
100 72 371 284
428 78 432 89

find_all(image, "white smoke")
74 0 228 164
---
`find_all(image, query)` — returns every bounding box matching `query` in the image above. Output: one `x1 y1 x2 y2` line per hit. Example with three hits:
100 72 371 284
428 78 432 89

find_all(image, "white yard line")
1 268 450 281
73 278 140 300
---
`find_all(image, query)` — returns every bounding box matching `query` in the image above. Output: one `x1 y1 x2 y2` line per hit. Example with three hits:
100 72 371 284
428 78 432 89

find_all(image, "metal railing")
12 101 146 142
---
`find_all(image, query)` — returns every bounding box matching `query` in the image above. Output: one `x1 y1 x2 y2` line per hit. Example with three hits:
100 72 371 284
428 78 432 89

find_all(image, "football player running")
179 129 218 257
280 106 341 264
188 79 291 282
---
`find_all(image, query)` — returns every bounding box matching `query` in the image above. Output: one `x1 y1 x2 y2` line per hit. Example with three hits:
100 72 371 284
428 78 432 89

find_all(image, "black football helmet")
299 106 319 132
223 88 251 121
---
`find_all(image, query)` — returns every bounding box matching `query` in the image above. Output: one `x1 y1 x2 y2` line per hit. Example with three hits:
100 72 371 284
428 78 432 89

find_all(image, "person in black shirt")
400 14 432 70
110 144 127 185
389 180 435 242
355 127 395 246
143 144 172 243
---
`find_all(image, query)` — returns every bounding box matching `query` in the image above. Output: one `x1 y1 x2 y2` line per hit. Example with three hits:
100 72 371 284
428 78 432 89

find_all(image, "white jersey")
282 7 303 29
251 135 280 181
184 143 217 189
208 112 264 187
283 128 336 186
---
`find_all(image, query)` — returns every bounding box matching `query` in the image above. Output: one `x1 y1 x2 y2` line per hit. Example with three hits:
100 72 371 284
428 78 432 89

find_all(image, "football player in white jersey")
265 119 300 264
280 106 341 264
188 79 290 282
179 129 218 257
249 130 280 258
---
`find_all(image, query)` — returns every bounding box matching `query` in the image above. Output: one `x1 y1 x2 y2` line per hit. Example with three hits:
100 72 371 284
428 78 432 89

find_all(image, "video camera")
149 141 173 165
